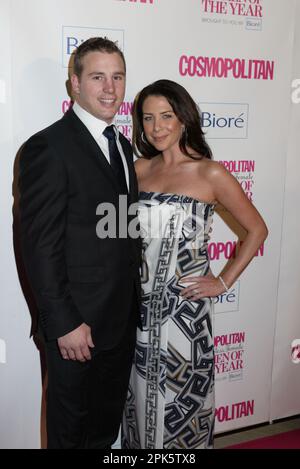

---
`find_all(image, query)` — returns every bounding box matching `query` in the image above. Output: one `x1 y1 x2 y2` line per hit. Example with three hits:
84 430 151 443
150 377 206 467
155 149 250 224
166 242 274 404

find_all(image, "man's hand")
58 323 95 362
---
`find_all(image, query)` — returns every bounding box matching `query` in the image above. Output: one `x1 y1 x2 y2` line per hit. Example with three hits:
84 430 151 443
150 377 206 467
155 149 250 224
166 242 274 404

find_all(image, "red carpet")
226 429 300 449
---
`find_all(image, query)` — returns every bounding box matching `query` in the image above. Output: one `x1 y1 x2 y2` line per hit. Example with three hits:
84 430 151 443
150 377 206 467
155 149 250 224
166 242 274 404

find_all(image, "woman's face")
142 95 184 153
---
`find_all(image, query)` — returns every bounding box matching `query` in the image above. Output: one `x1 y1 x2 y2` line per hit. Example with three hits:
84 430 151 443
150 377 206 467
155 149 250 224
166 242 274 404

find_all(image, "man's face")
71 51 126 123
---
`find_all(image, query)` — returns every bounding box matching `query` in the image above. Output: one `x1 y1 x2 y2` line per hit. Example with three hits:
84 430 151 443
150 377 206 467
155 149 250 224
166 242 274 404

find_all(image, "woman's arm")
181 162 268 299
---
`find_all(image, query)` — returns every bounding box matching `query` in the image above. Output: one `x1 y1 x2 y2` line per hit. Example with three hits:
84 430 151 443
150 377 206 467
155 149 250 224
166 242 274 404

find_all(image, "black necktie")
103 125 128 194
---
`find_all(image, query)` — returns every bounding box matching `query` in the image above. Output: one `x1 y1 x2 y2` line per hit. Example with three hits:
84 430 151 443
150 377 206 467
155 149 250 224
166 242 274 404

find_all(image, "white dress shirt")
72 102 129 190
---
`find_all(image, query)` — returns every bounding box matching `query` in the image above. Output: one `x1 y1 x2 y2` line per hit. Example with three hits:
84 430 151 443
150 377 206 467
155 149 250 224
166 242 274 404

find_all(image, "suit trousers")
45 302 137 449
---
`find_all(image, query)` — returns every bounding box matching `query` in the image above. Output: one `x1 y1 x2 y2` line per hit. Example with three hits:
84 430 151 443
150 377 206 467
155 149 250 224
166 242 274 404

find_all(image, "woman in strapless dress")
122 79 268 449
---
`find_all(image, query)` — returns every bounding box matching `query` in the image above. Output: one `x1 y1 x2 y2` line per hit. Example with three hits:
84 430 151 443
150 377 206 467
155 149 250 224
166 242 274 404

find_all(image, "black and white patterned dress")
122 192 215 449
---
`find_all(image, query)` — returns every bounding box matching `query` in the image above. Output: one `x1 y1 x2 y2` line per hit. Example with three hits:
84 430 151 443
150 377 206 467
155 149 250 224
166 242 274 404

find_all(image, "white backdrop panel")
0 0 298 448
270 0 300 421
0 0 41 449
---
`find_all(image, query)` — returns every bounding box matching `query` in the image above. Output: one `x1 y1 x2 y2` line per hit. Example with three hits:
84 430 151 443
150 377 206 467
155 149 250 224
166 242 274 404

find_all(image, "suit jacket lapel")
119 138 138 204
63 109 120 193
63 109 138 201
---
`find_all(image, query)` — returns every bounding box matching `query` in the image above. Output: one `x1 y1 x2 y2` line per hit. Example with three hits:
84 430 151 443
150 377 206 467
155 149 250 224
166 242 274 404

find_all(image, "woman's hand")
180 272 225 300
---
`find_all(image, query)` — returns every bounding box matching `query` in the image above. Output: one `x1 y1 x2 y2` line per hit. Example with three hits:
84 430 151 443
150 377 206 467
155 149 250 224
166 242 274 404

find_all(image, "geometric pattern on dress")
135 342 148 380
164 343 214 449
144 210 181 448
121 384 141 449
122 192 215 449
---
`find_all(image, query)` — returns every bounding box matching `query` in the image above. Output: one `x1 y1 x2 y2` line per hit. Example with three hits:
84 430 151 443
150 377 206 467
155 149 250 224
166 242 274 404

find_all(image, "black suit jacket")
19 109 141 349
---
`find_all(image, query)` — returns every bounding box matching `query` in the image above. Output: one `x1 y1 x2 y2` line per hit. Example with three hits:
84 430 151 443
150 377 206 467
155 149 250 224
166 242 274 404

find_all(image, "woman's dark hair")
133 79 212 160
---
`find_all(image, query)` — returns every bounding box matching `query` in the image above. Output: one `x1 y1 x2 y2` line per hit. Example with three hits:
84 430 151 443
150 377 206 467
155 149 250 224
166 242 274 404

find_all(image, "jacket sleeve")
18 133 83 340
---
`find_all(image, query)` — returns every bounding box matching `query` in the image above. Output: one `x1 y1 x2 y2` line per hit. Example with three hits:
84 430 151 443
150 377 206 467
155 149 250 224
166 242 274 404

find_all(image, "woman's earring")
141 131 147 143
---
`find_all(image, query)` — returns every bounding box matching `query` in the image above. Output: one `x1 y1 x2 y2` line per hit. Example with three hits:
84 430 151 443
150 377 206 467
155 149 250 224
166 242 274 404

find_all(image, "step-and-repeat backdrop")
1 0 299 448
270 0 300 422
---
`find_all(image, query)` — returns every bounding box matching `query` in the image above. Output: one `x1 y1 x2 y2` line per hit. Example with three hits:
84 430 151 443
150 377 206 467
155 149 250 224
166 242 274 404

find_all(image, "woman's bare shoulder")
134 156 150 169
134 156 157 177
200 159 228 179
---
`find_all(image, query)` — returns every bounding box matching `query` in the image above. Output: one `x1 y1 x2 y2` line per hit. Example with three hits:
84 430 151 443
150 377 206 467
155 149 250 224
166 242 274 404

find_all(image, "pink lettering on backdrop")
202 0 263 18
215 400 255 422
179 56 274 80
218 160 255 201
214 332 245 347
208 241 265 261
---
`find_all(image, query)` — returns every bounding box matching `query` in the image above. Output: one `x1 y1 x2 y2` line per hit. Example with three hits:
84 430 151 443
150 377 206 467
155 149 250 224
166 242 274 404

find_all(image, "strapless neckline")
139 190 215 206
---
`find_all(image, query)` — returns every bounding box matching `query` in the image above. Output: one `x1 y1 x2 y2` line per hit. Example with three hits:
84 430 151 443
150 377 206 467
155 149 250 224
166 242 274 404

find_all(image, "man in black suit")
19 37 141 449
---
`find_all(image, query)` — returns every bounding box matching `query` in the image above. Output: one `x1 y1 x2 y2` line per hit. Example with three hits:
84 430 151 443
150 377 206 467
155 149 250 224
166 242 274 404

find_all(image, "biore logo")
214 281 239 314
179 56 274 80
115 100 133 141
245 18 262 31
216 400 254 422
218 160 255 201
200 102 249 139
62 26 124 68
291 79 300 104
0 339 6 364
214 332 245 381
0 79 6 104
201 0 263 17
291 339 300 364
208 240 265 261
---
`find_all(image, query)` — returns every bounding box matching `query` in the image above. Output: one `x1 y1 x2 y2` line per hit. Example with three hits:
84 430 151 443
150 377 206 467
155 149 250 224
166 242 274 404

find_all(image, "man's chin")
98 109 118 123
